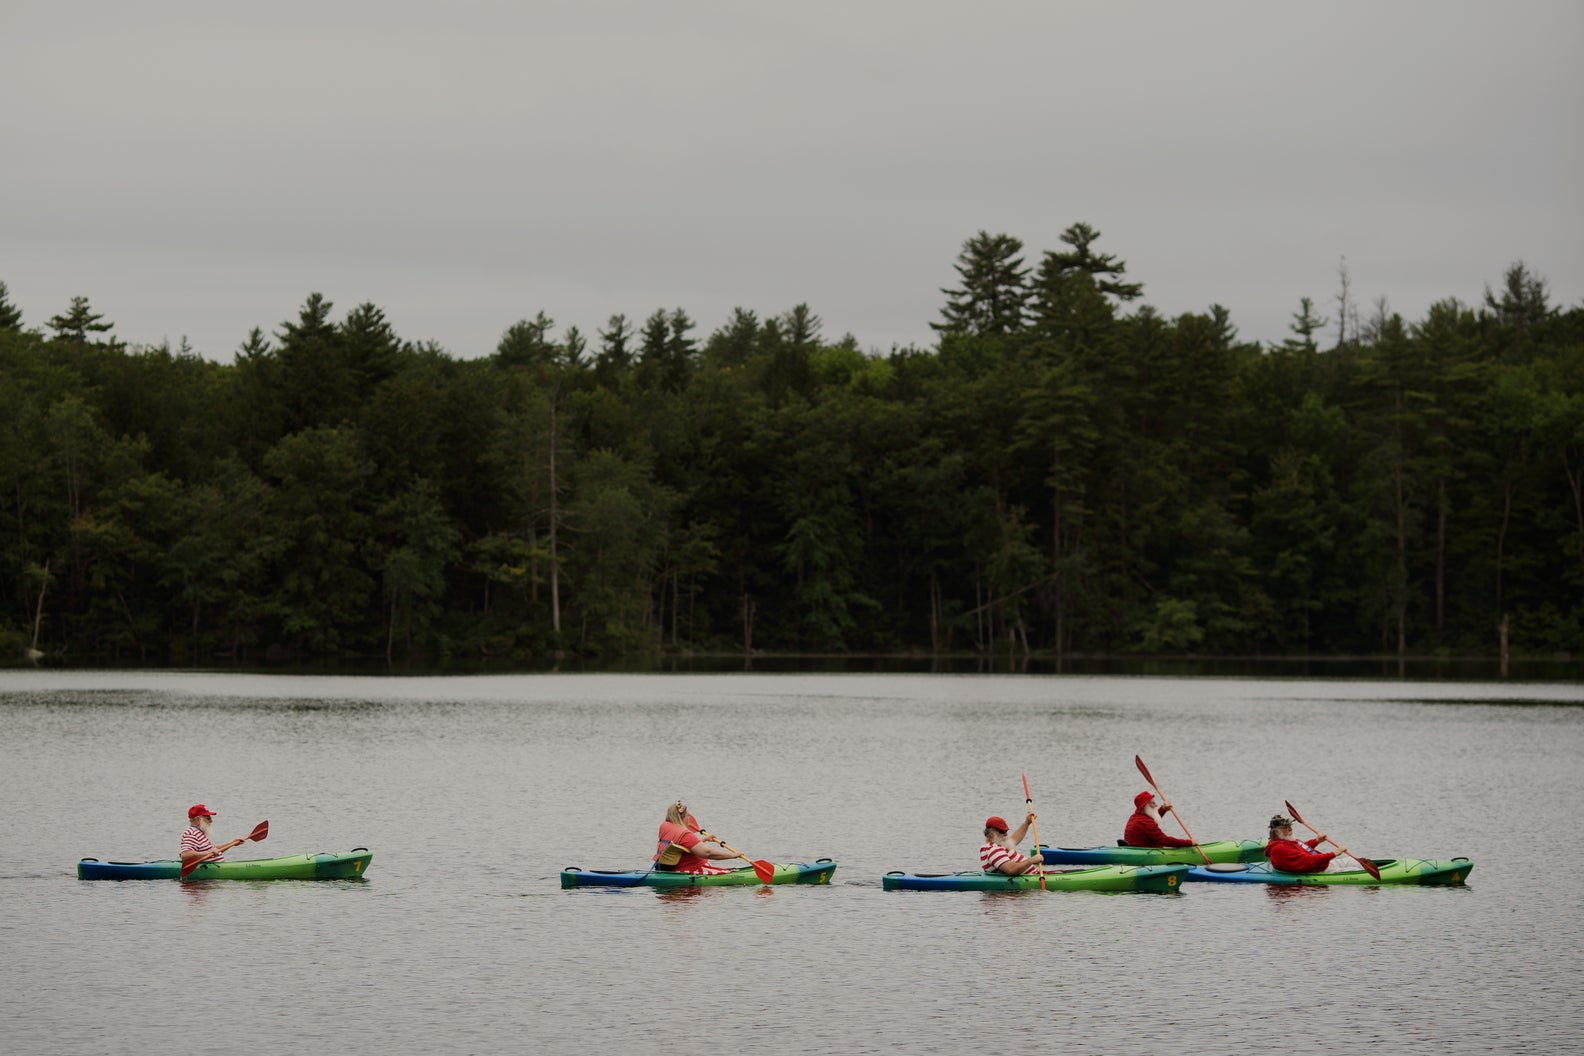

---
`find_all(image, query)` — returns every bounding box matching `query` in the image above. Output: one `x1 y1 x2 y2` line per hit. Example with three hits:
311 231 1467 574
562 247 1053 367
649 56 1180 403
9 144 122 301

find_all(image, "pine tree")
933 231 1030 337
46 296 115 343
0 281 23 330
1039 222 1143 302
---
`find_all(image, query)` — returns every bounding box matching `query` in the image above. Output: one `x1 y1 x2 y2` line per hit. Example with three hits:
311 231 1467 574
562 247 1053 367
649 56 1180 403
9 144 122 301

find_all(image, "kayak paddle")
1134 755 1212 865
1284 799 1382 880
688 814 775 884
1021 772 1047 890
180 820 269 880
714 838 777 884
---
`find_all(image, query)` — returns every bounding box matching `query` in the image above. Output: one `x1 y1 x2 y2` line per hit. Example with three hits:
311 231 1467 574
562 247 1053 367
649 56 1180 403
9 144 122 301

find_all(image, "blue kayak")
561 860 836 888
883 864 1187 892
1185 858 1472 885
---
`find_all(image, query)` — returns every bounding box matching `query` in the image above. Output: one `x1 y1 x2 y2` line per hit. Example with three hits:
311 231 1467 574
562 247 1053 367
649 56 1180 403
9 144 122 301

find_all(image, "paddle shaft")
1283 800 1382 880
1134 756 1212 865
683 814 775 883
181 820 268 879
1021 772 1046 889
711 838 777 883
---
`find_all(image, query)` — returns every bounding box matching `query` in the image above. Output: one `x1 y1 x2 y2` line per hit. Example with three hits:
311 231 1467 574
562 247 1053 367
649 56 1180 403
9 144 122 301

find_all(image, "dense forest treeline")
2 224 1581 664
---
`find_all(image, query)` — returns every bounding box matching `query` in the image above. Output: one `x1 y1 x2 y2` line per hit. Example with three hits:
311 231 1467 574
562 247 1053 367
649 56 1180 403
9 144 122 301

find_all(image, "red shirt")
1265 837 1336 873
1123 809 1196 848
654 820 726 874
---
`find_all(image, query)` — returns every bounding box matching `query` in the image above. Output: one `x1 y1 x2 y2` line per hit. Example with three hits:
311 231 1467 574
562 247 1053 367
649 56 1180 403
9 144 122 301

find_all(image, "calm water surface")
1 671 1580 1054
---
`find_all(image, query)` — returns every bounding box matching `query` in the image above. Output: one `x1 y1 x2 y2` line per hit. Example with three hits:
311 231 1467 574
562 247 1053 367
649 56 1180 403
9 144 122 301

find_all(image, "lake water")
2 670 1580 1054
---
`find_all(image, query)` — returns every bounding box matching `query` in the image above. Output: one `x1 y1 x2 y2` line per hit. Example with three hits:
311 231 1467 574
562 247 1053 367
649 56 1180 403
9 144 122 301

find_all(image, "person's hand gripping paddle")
688 814 775 884
180 820 269 879
1284 800 1382 880
1021 773 1047 890
1134 756 1212 865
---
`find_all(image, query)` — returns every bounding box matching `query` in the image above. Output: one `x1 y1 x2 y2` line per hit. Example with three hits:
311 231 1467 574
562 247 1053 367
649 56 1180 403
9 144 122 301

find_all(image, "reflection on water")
1 670 1581 1055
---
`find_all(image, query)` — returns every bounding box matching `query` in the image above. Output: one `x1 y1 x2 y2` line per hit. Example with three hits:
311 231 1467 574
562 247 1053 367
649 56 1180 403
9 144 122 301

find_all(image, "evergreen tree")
496 311 558 368
274 293 347 431
1282 296 1330 354
340 302 403 394
47 296 115 344
1041 222 1143 302
702 307 760 370
933 231 1030 337
0 280 23 330
635 309 671 391
595 313 635 387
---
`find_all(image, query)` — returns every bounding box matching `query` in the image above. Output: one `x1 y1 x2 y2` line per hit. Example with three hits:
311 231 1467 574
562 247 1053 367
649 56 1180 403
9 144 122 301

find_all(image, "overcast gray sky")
3 1 1580 361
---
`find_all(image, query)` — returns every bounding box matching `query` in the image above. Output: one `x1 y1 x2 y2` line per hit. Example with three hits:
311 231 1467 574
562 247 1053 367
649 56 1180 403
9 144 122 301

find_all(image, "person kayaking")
979 812 1044 875
178 804 251 869
653 801 741 874
1264 813 1337 873
1123 790 1197 848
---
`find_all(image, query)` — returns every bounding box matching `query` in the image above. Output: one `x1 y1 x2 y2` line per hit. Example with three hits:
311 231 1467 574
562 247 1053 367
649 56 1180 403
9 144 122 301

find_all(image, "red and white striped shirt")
180 825 223 862
980 841 1030 873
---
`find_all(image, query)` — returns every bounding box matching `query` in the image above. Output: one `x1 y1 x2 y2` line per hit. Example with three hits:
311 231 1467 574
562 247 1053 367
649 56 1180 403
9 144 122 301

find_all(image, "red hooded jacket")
1265 836 1336 873
1123 809 1196 848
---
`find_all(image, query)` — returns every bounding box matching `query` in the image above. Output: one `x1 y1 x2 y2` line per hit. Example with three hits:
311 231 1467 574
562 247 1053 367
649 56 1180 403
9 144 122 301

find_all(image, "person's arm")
1134 814 1196 848
1010 812 1035 846
988 854 1026 880
1154 821 1197 849
678 831 740 862
179 831 216 864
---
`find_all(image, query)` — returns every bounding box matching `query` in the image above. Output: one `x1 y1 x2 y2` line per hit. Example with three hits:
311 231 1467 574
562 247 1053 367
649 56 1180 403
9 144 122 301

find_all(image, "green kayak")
883 864 1187 892
1185 857 1472 885
1039 839 1267 866
560 860 837 888
77 849 373 881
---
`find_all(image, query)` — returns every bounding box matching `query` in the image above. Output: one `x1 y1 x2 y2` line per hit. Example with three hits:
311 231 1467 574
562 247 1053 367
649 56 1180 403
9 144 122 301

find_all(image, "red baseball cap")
985 815 1009 832
1134 791 1155 809
188 804 217 819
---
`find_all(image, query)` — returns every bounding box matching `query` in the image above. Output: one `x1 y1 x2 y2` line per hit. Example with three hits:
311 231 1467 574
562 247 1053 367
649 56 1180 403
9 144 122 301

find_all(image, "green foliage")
0 281 23 330
2 239 1579 664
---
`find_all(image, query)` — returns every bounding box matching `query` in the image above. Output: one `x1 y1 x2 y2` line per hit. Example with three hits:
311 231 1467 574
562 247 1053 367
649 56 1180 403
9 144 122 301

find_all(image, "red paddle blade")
250 821 269 843
750 859 776 883
1358 857 1383 880
1283 800 1307 827
1135 755 1156 785
685 814 700 832
179 856 209 880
